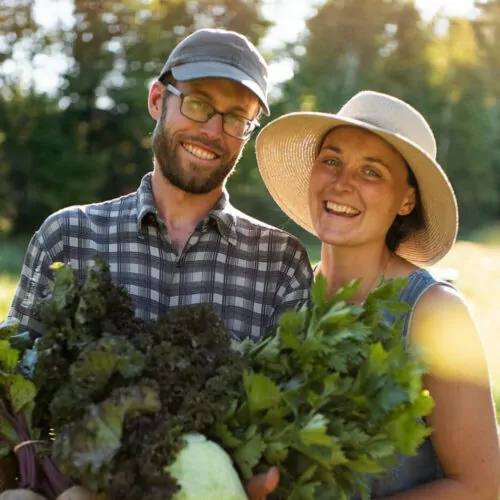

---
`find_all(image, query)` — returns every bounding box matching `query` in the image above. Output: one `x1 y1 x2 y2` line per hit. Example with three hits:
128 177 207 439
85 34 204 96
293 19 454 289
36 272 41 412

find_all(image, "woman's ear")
148 81 165 120
399 187 416 216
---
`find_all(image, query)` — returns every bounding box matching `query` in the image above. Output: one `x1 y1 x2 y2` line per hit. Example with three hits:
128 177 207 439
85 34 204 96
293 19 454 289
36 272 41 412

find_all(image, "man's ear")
399 187 416 216
148 81 165 120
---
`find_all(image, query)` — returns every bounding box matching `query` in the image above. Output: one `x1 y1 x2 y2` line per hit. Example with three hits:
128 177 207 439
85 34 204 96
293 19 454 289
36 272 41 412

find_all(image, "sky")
13 0 479 95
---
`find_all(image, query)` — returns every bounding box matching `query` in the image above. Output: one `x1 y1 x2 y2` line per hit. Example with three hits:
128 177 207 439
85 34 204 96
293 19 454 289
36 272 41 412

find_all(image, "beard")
151 117 242 195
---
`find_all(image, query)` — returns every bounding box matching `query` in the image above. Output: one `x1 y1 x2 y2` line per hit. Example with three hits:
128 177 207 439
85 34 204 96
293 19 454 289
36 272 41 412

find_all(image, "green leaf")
368 342 389 373
323 324 370 347
280 330 302 351
330 279 361 303
310 273 328 308
319 303 363 328
254 334 281 365
348 454 386 473
0 341 20 373
409 390 435 418
243 372 281 414
322 373 353 398
214 421 242 448
381 301 411 317
364 438 395 459
289 481 320 500
9 331 34 353
294 439 347 469
233 433 266 480
70 335 145 385
53 385 161 490
337 425 371 448
264 439 289 463
0 318 20 340
261 403 292 425
299 414 331 447
279 309 308 336
385 411 433 456
0 413 19 444
7 374 36 414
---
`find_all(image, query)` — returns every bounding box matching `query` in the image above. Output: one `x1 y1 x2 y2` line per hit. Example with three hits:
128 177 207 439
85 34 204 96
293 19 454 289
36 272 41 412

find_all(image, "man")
9 28 312 342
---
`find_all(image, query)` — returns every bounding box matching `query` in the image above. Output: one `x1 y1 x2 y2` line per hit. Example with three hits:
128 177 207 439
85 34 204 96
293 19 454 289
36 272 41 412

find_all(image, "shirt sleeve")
8 218 64 336
266 244 313 333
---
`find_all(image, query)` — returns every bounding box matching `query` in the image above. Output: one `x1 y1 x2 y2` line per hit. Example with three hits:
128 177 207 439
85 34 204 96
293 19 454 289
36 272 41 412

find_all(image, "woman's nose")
331 167 354 191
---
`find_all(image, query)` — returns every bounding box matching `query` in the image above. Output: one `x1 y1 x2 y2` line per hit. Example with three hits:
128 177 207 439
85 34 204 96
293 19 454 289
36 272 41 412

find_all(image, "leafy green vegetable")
12 259 433 500
30 258 248 499
49 335 146 427
0 317 71 496
52 384 161 491
166 434 247 500
219 274 434 499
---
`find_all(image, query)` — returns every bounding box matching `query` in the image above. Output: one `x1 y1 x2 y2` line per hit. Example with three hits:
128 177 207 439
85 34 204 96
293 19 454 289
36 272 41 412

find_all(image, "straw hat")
256 91 458 266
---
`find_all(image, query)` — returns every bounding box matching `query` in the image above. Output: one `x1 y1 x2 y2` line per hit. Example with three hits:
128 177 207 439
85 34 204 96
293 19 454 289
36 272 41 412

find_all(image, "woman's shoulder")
408 275 487 381
411 272 464 313
393 255 456 304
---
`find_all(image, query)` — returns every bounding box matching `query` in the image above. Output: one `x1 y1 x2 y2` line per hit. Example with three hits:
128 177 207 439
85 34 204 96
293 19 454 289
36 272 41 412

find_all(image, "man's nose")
199 113 224 138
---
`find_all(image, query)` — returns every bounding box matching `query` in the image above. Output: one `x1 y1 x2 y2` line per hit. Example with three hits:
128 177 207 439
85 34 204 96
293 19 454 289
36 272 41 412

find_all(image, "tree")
0 0 272 235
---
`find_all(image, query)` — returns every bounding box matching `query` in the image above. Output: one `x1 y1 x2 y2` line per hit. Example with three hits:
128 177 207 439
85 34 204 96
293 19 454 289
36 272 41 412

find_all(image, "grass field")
1 237 499 412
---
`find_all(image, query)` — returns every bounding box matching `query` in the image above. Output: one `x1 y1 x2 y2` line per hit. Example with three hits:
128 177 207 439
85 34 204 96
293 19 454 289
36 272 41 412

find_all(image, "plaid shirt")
9 173 312 340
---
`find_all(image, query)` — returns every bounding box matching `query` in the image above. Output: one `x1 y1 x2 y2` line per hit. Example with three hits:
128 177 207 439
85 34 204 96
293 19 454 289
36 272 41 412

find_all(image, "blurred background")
0 0 499 412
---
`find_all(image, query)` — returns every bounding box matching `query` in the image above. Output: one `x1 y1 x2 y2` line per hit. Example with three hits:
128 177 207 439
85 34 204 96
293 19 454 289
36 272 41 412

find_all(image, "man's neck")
151 169 223 253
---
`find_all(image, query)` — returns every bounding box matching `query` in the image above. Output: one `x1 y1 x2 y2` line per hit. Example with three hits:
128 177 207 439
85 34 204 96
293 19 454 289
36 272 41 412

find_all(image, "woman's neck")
316 243 393 304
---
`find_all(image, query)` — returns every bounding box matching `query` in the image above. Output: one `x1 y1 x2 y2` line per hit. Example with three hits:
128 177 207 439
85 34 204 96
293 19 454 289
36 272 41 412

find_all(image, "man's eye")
190 98 208 109
225 114 247 126
185 97 211 113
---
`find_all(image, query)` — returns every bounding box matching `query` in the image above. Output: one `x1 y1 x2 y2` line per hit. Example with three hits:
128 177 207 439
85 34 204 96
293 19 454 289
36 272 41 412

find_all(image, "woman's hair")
385 163 425 252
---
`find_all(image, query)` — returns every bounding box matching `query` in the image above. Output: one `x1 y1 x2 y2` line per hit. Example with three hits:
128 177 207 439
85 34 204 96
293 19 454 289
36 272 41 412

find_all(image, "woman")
251 91 500 498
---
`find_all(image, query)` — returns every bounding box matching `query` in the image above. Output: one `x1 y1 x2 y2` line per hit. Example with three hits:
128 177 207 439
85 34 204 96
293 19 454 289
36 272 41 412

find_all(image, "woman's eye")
324 158 342 167
363 167 381 178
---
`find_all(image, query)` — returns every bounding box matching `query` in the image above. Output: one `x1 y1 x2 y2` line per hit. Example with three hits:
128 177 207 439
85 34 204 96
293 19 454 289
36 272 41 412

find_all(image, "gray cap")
159 28 270 115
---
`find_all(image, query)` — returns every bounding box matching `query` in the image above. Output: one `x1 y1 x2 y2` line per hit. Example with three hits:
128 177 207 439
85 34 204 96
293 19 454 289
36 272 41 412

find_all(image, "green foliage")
0 0 499 237
53 385 161 491
0 317 39 464
218 276 433 499
33 258 248 499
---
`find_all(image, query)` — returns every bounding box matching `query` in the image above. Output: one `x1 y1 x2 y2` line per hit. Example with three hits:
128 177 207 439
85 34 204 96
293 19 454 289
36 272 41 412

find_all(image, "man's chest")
65 231 277 339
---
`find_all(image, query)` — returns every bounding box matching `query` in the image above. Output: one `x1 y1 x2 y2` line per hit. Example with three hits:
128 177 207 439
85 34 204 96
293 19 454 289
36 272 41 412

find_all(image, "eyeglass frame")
163 83 260 140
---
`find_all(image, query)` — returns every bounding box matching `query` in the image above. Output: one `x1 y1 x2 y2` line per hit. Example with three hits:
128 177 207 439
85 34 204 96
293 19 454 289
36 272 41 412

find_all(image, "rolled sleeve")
9 216 64 336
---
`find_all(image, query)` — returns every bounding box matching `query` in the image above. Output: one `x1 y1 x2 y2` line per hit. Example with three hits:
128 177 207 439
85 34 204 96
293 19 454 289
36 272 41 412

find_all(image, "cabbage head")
166 434 247 500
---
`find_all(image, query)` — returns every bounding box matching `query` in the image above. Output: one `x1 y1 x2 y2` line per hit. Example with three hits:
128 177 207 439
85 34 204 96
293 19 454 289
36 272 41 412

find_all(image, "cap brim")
256 113 458 267
172 62 270 115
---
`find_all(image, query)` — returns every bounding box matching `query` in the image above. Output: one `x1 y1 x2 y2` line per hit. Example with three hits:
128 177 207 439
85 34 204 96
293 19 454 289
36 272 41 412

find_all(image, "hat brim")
256 112 458 267
172 62 270 115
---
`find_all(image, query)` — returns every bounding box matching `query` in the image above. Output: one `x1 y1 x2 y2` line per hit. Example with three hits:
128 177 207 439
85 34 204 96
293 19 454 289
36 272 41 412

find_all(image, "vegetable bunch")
216 275 434 499
2 259 434 500
31 259 248 499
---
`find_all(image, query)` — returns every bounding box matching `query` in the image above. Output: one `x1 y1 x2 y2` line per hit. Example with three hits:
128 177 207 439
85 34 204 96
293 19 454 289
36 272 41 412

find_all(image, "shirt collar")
136 173 239 247
209 188 239 247
136 173 158 232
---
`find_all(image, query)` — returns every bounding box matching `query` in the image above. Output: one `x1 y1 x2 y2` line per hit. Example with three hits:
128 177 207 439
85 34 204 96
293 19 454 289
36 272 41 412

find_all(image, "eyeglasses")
165 84 260 140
